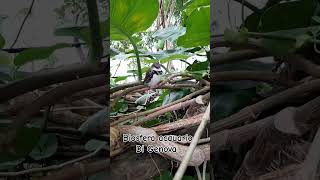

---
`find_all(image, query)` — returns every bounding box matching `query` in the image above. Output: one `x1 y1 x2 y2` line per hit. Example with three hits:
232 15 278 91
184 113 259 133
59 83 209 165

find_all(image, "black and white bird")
143 62 163 88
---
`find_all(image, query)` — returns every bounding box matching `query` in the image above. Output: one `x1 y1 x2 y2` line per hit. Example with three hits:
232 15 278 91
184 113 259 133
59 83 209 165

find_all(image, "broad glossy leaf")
152 26 186 42
177 6 210 47
14 43 70 66
29 134 58 160
110 0 159 40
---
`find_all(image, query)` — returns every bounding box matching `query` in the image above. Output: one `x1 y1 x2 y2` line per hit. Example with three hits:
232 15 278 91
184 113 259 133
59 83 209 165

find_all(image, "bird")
143 62 163 89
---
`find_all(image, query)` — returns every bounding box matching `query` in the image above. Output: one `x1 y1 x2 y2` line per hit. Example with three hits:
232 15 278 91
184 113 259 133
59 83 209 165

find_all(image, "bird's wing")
143 69 153 84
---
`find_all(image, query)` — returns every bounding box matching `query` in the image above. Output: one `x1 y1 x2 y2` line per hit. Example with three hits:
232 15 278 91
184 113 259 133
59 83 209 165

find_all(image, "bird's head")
151 62 163 74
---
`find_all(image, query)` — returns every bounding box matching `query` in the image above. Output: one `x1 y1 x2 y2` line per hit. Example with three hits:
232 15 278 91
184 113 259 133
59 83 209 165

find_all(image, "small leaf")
114 76 130 83
29 134 58 160
14 43 70 66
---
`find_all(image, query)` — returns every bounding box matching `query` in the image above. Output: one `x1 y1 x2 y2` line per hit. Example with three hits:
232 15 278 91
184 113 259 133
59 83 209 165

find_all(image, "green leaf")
152 26 186 42
0 125 42 162
159 54 189 64
0 50 13 66
14 43 70 66
186 60 208 72
259 0 316 32
85 139 107 152
114 75 130 83
154 170 172 180
185 0 210 16
0 34 5 49
110 0 159 40
29 134 58 160
177 6 210 47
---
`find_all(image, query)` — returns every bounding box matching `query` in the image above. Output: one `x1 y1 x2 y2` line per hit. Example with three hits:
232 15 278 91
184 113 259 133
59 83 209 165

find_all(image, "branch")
211 79 320 133
212 49 267 65
133 93 209 126
111 87 210 125
173 104 210 180
40 159 109 180
0 74 107 151
0 62 107 103
232 0 260 12
0 145 105 176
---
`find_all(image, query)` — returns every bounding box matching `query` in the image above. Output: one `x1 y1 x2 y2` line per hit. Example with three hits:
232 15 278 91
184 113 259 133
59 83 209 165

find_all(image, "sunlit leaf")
177 6 210 47
110 0 159 40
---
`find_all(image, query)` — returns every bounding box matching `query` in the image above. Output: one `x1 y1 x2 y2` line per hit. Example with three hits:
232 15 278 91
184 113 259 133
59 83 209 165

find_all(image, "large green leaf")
245 0 316 32
177 6 210 47
110 0 159 40
29 134 58 160
14 43 70 66
184 0 210 16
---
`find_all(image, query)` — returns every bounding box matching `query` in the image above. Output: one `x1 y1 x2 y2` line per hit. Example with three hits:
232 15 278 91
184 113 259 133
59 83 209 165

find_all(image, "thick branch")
0 62 107 103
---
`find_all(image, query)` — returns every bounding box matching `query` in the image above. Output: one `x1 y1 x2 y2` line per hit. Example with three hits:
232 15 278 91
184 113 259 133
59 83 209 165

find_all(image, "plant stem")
86 0 103 63
128 35 143 81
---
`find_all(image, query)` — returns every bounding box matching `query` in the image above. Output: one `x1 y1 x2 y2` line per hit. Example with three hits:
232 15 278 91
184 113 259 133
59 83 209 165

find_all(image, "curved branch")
0 62 107 103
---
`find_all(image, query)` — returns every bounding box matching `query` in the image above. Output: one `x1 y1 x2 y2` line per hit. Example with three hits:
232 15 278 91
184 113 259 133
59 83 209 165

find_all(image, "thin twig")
10 0 35 48
0 144 105 176
173 104 210 180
